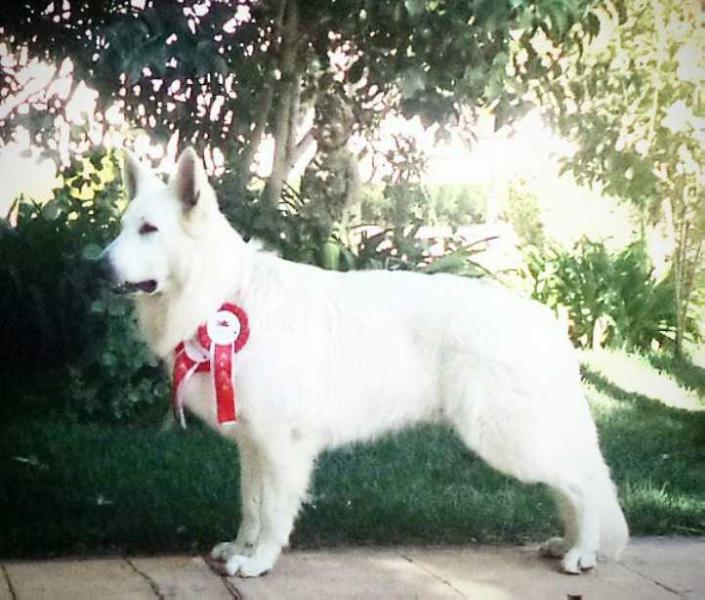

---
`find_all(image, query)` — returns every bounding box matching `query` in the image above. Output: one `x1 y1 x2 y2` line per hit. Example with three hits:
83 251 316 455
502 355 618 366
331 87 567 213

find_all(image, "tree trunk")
672 195 688 359
236 83 275 196
262 0 300 207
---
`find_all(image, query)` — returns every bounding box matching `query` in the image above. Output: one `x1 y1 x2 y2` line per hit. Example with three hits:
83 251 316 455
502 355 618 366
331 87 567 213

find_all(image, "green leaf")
404 0 425 17
42 201 62 221
399 67 426 99
101 352 117 367
320 239 342 270
82 243 103 260
425 252 466 274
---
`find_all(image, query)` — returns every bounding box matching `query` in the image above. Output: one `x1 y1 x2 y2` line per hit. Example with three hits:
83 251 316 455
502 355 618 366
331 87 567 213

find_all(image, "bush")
0 155 118 372
501 177 545 248
0 152 166 424
527 239 697 352
219 175 489 277
360 182 486 227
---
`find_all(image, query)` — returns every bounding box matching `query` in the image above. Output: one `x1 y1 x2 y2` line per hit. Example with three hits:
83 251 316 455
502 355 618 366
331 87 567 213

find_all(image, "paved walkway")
2 538 703 599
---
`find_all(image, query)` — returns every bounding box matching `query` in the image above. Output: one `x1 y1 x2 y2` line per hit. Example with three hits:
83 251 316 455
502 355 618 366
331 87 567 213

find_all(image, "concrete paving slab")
130 555 234 600
231 548 461 599
0 566 14 600
622 537 705 599
3 538 702 599
4 558 155 600
404 545 676 600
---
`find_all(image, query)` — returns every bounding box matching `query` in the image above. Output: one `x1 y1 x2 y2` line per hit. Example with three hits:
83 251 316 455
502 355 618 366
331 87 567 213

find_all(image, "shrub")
0 154 118 372
501 177 545 248
0 152 166 424
527 239 698 352
219 175 489 277
360 182 486 227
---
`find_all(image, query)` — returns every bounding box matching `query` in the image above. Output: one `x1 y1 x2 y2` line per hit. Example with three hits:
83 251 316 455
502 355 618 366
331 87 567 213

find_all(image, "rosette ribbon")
172 302 250 427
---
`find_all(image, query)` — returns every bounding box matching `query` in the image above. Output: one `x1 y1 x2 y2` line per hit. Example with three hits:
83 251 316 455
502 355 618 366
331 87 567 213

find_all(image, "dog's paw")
539 536 570 559
224 553 273 578
561 547 597 574
210 541 252 561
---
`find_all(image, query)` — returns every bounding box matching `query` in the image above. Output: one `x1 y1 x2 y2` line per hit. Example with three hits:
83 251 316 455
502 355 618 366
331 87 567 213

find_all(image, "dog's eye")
139 222 158 235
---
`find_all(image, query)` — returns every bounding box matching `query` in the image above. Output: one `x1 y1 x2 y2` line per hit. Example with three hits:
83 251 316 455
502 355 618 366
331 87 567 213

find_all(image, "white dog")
101 147 628 577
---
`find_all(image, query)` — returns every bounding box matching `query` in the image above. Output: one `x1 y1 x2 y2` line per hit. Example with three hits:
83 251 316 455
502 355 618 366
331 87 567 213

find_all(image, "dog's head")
100 147 220 296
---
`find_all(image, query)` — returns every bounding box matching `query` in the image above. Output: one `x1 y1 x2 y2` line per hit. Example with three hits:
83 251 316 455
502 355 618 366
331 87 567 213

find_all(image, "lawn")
1 352 703 559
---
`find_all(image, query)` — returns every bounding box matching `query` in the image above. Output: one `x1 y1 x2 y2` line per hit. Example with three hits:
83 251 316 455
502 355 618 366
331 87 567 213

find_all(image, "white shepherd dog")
101 147 628 577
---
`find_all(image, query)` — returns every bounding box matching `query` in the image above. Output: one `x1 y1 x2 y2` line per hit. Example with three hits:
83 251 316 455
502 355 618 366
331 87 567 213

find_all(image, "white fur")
105 148 628 577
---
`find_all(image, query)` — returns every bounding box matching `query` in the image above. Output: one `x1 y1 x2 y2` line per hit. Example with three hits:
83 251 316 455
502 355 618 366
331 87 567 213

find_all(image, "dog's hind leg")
455 415 601 572
542 479 600 573
211 436 263 561
223 433 317 577
541 460 628 573
446 372 625 574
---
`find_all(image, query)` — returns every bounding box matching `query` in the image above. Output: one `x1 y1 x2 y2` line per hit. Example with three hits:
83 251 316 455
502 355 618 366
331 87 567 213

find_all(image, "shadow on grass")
1 367 703 559
583 367 705 536
647 353 705 397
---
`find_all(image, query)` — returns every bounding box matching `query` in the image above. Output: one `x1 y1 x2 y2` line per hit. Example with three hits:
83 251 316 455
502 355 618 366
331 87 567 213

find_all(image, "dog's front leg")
221 435 317 577
211 436 262 562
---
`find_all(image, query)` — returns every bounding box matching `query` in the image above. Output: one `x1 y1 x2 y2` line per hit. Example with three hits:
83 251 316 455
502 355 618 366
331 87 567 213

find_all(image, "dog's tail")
596 468 629 560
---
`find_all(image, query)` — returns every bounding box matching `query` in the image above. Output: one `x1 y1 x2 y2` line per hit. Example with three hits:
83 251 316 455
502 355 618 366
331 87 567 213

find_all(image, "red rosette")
197 302 250 351
172 302 250 427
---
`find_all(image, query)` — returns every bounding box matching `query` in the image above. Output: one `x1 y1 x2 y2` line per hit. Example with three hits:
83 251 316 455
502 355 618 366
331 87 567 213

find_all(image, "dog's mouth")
114 280 158 295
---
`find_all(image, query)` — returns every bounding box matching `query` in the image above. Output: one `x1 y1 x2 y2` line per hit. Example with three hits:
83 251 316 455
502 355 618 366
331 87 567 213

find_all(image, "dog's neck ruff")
172 302 250 427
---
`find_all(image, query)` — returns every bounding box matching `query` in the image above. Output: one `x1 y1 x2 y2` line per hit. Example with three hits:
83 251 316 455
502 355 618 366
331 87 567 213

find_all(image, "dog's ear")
122 150 144 201
171 147 207 212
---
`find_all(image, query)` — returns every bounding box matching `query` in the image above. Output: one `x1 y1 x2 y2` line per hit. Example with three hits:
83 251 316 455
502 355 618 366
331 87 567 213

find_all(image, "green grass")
1 352 704 559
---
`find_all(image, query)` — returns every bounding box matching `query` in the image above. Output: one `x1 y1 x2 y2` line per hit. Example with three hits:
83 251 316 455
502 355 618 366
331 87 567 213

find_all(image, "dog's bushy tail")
596 470 629 560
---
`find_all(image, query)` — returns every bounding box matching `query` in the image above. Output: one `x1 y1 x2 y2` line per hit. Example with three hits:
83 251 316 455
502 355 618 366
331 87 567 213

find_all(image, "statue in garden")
300 92 361 244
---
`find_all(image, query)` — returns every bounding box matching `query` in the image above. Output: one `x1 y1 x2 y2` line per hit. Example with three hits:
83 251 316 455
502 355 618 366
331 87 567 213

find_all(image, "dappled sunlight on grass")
584 384 624 417
621 479 705 535
582 348 703 411
583 356 705 537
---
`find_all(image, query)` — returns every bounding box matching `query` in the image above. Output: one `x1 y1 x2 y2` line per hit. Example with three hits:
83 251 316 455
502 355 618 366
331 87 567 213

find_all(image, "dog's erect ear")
122 150 144 201
171 147 207 211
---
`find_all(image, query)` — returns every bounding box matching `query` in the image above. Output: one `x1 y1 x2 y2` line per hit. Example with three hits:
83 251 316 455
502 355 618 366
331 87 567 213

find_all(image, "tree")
1 0 596 206
538 0 704 356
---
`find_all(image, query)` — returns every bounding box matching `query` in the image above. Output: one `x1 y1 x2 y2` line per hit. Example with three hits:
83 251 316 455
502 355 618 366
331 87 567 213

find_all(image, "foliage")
527 239 696 351
360 182 487 227
220 174 489 277
0 153 118 372
0 153 167 424
0 0 599 205
537 0 705 356
219 127 490 276
501 176 545 248
65 294 168 425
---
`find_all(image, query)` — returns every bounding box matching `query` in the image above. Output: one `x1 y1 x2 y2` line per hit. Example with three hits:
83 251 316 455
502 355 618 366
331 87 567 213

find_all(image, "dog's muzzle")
93 254 157 294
